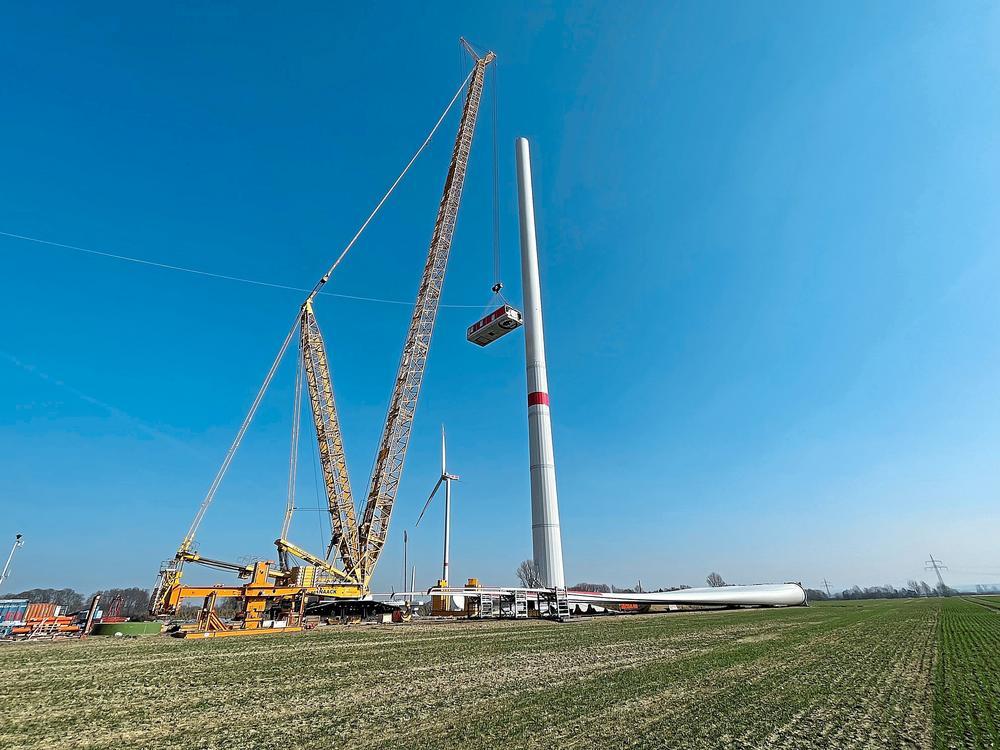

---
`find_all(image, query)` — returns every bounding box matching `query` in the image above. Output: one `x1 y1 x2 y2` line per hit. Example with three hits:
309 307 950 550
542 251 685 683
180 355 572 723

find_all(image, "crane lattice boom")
357 50 495 584
299 299 361 578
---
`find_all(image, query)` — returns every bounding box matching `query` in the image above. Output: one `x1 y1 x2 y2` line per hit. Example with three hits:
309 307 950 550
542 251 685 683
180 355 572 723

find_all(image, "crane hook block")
467 304 523 347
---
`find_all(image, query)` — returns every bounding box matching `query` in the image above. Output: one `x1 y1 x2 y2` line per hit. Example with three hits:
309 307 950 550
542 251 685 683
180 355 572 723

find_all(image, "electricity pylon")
925 554 949 593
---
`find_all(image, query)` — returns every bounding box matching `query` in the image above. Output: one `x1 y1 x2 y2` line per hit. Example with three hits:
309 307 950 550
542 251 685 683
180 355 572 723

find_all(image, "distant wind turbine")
416 425 460 586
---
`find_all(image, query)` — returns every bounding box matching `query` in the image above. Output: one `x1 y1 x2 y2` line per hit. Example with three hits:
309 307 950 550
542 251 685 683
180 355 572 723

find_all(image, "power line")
0 230 482 309
3 69 484 313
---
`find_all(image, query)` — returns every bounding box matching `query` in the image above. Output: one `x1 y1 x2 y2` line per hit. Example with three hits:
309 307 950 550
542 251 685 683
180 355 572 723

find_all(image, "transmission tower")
821 578 832 598
925 554 949 593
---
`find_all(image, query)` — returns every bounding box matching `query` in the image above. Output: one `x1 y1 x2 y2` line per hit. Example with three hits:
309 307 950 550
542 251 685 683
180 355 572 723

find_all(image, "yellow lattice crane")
150 41 494 637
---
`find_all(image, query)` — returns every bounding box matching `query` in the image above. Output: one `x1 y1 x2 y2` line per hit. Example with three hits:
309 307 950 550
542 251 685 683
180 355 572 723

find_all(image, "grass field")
0 598 996 749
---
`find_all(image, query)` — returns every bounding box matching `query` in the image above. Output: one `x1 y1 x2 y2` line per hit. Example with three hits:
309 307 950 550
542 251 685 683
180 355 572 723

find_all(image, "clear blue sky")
3 2 999 595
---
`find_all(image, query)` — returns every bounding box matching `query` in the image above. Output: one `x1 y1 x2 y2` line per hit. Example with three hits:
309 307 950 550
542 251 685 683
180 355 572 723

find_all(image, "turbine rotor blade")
415 477 444 527
441 424 447 475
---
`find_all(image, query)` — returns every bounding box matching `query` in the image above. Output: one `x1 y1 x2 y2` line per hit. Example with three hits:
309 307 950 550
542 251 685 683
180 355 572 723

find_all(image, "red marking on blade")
528 391 550 407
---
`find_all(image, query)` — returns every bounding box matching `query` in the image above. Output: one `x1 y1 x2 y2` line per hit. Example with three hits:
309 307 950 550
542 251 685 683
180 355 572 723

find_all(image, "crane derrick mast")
357 49 495 586
293 299 361 579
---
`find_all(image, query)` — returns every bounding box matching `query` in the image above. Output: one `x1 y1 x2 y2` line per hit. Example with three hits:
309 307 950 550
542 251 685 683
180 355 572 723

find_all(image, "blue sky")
3 2 1000 595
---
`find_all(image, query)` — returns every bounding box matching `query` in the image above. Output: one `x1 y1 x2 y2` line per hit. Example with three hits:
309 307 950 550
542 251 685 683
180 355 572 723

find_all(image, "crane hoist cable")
460 37 504 303
280 349 304 544
179 313 299 553
475 61 507 318
491 60 504 298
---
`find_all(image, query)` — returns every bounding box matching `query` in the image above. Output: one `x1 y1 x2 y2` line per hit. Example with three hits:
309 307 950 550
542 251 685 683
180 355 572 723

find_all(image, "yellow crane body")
165 562 307 639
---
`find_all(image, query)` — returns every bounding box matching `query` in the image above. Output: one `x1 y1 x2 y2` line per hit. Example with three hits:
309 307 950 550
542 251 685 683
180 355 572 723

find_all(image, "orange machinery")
162 560 318 639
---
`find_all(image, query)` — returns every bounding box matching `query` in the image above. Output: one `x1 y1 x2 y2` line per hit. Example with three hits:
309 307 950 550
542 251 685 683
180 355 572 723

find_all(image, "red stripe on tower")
528 391 550 407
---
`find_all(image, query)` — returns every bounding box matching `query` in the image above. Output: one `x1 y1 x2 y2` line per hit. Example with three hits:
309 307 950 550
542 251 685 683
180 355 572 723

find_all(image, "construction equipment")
162 562 308 639
150 41 495 635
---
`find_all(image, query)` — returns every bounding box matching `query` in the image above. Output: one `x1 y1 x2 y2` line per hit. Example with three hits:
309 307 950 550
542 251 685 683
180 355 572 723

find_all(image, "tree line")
517 561 731 592
806 580 957 601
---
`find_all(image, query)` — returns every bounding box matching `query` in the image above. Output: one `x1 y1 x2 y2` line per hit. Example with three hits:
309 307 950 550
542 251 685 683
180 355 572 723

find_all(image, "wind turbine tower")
516 137 566 590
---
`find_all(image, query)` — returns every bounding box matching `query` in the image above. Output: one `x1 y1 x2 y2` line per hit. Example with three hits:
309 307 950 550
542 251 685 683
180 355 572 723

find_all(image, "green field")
0 598 996 749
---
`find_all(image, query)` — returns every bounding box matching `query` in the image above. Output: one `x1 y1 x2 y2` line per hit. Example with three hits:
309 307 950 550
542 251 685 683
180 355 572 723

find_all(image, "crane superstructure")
150 43 494 632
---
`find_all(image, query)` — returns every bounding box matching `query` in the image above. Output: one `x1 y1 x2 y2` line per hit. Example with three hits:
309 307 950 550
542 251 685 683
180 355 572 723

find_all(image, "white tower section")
515 137 566 589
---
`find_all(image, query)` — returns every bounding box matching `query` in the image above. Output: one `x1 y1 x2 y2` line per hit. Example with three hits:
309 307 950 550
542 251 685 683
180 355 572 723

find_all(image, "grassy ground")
935 598 1000 748
0 598 995 749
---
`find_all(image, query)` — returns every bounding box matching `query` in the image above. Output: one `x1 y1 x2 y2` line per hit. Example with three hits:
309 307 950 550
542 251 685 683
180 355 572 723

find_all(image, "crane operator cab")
467 304 523 347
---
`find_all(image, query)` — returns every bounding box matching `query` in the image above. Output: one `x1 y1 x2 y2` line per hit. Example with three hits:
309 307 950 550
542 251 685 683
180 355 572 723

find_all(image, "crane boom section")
274 537 351 581
300 301 361 579
357 51 495 584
